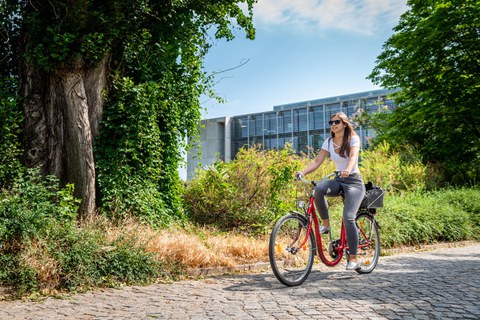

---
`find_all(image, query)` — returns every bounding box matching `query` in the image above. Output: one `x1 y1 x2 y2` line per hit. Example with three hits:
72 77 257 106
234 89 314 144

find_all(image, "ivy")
0 77 23 190
2 0 256 224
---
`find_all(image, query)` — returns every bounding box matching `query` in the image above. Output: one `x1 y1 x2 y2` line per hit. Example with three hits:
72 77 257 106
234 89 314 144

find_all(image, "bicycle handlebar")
295 172 337 186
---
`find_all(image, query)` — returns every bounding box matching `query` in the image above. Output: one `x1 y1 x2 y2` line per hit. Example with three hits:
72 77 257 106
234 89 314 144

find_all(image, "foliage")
0 77 23 190
360 141 434 192
0 170 170 295
376 187 480 248
0 169 79 246
183 143 436 233
368 0 480 185
183 146 302 233
1 0 257 223
95 77 173 226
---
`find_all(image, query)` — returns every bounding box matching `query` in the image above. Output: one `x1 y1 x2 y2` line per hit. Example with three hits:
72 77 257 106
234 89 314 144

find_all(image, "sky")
200 0 409 119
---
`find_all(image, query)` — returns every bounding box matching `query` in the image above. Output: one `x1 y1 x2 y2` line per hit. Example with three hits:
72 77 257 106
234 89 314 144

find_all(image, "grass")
1 186 478 299
60 185 480 272
93 217 270 269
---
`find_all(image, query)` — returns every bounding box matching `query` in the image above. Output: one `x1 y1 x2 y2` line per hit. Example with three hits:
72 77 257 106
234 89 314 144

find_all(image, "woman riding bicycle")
296 112 366 270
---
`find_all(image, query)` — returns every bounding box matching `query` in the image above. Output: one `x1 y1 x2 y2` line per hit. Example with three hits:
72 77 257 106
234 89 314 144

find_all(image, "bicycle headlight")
297 200 306 209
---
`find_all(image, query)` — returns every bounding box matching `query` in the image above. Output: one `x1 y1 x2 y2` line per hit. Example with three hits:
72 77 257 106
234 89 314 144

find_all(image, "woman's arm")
299 148 329 176
340 145 360 178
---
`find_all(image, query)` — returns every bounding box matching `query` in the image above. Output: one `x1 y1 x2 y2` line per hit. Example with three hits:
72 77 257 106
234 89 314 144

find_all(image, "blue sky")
201 0 408 119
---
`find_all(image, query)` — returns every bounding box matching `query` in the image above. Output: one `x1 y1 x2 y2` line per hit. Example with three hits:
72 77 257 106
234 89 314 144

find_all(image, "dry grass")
20 241 61 290
83 216 270 270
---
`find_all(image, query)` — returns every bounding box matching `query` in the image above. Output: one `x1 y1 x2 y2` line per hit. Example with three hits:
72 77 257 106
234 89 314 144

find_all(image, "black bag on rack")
360 182 385 209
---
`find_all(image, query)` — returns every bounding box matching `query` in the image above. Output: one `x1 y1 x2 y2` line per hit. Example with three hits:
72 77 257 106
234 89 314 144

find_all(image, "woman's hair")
330 112 359 158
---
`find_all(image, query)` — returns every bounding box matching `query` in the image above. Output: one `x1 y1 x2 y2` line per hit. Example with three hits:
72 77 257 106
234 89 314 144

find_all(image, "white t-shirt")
321 136 361 174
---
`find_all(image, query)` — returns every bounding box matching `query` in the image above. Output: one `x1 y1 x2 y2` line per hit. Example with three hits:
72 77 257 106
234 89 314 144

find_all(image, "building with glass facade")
187 89 396 179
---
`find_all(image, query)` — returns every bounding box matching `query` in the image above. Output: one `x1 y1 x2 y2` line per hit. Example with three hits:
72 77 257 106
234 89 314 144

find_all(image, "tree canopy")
0 0 256 222
368 0 480 184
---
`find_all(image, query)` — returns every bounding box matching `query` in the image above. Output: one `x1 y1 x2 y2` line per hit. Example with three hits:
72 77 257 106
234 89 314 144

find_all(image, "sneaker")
346 261 360 270
319 225 331 234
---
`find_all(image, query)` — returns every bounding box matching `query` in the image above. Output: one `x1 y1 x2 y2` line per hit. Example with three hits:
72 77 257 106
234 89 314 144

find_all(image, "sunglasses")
328 119 342 126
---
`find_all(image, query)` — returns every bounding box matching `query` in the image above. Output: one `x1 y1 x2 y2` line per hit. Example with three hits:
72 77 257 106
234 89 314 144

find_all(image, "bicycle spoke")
355 213 380 274
269 215 315 286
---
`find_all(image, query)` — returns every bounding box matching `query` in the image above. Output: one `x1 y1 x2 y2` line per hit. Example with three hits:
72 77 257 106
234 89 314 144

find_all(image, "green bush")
0 169 165 296
47 227 162 291
183 146 302 232
0 77 23 190
360 142 429 192
0 169 79 246
183 142 431 232
376 188 479 248
185 143 478 249
95 77 183 227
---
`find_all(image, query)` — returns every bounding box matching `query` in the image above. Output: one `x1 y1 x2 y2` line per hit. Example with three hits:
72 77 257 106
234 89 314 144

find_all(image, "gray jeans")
314 175 366 255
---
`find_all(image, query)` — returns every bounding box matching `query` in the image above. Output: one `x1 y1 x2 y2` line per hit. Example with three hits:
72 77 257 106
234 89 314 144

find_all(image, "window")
233 116 249 139
309 106 324 131
293 109 308 132
278 111 292 134
325 103 341 121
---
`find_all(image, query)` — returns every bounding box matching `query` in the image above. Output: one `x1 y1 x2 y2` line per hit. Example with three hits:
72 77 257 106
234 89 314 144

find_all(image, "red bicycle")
269 172 382 286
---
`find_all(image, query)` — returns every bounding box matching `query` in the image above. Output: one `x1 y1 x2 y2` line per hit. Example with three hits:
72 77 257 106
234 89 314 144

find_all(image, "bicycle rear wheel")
355 213 380 274
269 214 315 286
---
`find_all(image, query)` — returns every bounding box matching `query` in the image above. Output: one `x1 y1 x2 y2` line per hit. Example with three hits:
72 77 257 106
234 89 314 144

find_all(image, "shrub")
360 142 428 192
184 142 433 232
376 188 479 248
0 77 23 190
95 77 185 227
0 170 165 296
183 146 303 232
0 169 79 247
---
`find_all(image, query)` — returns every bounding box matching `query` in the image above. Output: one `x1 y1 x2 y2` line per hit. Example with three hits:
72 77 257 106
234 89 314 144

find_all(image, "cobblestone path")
0 244 479 319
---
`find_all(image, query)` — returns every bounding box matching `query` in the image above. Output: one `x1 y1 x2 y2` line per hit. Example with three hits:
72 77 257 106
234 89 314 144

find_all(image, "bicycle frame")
303 189 346 266
291 173 378 268
269 173 381 286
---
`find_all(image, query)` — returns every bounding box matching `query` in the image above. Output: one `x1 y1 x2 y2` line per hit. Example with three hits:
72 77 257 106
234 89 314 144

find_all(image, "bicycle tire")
269 213 315 286
354 212 380 274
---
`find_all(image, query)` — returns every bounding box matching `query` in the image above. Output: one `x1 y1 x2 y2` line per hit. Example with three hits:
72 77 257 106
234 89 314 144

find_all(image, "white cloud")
253 0 408 34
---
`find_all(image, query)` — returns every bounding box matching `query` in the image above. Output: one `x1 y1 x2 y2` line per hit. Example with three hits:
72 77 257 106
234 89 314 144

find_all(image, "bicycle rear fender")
357 209 381 229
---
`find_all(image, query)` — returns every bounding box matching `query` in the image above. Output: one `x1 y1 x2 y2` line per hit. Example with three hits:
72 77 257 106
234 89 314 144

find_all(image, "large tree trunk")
21 57 109 218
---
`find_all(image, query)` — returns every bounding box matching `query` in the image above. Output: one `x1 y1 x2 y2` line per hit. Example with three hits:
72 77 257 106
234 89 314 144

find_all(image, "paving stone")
0 244 479 319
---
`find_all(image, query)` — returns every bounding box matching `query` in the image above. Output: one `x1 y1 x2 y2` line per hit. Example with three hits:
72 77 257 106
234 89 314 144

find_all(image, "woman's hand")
340 169 350 178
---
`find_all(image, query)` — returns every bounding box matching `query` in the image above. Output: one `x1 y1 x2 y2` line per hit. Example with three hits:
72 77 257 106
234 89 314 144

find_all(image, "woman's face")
330 116 346 135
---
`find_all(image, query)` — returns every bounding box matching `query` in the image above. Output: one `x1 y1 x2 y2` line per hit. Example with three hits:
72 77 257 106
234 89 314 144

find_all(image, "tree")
368 0 480 184
0 0 255 219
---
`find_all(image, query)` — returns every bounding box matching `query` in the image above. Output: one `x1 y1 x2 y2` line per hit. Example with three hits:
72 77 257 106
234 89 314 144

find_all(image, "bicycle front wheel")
269 214 315 286
355 213 380 274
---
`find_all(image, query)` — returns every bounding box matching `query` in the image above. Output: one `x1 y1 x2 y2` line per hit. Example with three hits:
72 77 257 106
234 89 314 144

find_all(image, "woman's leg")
314 179 342 227
341 178 366 260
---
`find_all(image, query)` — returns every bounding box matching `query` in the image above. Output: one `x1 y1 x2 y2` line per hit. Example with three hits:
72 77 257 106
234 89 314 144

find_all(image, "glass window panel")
233 138 248 156
325 103 341 121
277 112 284 134
263 113 276 136
280 111 292 134
256 115 264 136
310 133 324 151
342 101 357 118
233 116 248 138
293 109 308 132
309 106 324 131
249 116 256 137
